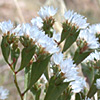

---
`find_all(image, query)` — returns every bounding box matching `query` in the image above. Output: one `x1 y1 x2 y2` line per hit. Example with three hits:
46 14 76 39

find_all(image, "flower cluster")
64 10 89 29
31 17 43 28
0 22 60 55
79 29 99 49
38 6 57 19
52 52 87 93
0 20 21 35
0 5 100 100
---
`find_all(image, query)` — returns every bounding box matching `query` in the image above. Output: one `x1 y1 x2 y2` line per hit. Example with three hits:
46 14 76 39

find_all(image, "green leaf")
30 87 41 100
18 45 36 71
24 66 31 100
30 55 51 86
60 24 71 43
24 55 51 93
44 66 49 81
57 90 72 100
1 36 10 64
44 76 69 100
75 93 82 100
73 51 91 65
81 63 94 86
62 31 79 52
24 66 31 91
57 95 63 100
11 48 20 69
30 87 37 95
87 74 100 98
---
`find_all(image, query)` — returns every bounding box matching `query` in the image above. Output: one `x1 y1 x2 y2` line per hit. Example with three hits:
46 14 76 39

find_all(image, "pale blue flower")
52 31 61 42
0 20 13 34
89 24 100 34
79 29 99 49
51 52 63 65
31 17 43 28
64 10 89 29
12 24 21 34
38 6 57 19
84 50 100 62
70 77 87 93
60 58 78 82
18 23 31 36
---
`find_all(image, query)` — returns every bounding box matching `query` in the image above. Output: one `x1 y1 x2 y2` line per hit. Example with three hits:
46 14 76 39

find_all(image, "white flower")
0 86 9 100
96 78 100 89
51 52 63 65
84 50 100 62
30 27 60 54
60 58 87 93
12 24 21 34
0 20 13 34
52 31 61 42
79 29 99 49
0 20 21 35
31 27 45 41
89 24 100 34
64 10 89 29
31 17 43 28
70 77 87 93
38 6 57 19
60 58 78 82
18 23 31 36
45 44 60 54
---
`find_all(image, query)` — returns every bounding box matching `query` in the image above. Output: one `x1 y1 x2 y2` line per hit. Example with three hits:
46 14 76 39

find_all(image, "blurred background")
0 0 100 99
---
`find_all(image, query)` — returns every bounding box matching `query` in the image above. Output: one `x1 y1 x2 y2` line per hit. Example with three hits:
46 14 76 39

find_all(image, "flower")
0 20 13 34
60 58 78 82
52 31 61 42
0 20 21 35
79 29 99 49
64 10 89 29
52 54 87 93
96 78 100 89
30 27 60 54
12 24 21 34
51 52 63 65
38 6 57 19
31 17 43 28
18 23 31 36
84 50 100 62
70 77 87 93
0 86 9 100
89 24 100 34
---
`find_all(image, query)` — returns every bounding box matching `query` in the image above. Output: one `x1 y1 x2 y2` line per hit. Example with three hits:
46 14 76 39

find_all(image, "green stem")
98 90 100 99
8 63 15 73
14 74 23 100
9 64 23 100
